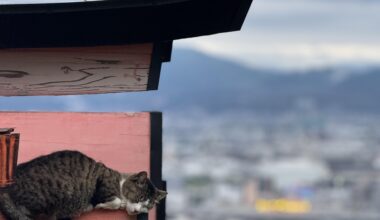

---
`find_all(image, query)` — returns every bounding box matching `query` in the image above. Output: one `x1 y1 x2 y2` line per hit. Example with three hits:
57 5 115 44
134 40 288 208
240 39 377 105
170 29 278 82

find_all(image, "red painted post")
0 128 19 189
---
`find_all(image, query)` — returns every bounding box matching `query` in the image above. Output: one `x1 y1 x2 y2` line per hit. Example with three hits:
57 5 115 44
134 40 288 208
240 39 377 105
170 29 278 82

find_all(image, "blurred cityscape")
163 110 380 220
1 47 380 220
1 48 380 220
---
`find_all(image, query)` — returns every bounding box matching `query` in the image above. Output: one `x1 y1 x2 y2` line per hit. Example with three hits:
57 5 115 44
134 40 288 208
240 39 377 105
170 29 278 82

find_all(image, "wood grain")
0 44 153 96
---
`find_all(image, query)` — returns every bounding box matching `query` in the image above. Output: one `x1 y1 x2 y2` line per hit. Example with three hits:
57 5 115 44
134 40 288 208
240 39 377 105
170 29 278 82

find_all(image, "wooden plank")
78 210 138 220
0 209 138 220
0 136 7 186
0 112 161 220
0 133 19 188
0 112 151 174
0 44 153 96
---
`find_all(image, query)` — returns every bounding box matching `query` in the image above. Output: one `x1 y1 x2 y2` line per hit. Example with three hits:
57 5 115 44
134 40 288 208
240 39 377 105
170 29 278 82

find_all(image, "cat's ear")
130 171 148 185
155 189 168 202
137 171 148 184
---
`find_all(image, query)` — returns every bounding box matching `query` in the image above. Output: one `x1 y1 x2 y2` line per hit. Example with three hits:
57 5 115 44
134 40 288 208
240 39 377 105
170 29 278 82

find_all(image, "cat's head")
122 171 167 215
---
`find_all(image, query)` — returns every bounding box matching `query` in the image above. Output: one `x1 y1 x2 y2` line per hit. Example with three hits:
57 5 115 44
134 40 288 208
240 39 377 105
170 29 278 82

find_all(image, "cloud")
179 39 380 70
177 0 380 70
4 0 380 70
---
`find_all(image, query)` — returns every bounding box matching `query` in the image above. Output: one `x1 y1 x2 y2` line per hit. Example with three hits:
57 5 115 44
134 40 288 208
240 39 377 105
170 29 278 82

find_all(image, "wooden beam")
0 132 19 189
0 43 170 96
0 0 253 48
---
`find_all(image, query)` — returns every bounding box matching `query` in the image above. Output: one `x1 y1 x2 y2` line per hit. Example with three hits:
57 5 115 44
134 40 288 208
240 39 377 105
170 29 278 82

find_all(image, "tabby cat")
0 150 167 220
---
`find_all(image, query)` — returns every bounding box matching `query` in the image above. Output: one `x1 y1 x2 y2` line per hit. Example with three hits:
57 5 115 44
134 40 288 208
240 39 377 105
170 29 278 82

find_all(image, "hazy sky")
177 0 380 70
2 0 380 70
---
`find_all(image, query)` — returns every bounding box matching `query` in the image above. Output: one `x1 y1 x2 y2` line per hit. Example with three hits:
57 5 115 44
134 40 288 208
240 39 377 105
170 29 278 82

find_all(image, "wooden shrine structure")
0 0 253 220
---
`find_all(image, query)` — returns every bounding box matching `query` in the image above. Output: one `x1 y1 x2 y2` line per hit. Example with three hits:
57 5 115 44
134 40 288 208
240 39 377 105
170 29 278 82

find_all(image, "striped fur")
0 150 166 220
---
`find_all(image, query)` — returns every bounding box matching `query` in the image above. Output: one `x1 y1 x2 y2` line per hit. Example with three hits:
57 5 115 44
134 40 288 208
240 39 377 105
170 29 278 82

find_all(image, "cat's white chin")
126 200 150 215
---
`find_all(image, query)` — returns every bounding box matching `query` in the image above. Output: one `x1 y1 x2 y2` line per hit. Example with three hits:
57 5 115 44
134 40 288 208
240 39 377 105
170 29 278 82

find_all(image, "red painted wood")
77 210 137 220
0 112 156 220
0 133 19 188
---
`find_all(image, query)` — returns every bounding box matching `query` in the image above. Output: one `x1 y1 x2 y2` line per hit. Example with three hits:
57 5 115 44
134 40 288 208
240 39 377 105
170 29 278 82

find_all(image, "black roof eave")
0 0 253 48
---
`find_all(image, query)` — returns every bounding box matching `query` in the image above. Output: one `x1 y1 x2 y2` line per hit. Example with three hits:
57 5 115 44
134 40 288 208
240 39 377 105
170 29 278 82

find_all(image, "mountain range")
0 49 380 114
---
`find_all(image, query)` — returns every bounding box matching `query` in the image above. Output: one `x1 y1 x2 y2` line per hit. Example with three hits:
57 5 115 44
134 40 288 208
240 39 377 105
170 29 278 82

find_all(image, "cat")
0 150 167 220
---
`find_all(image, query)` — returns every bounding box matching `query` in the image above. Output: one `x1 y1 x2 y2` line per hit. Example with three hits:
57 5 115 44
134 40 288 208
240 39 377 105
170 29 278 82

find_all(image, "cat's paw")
95 197 122 210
